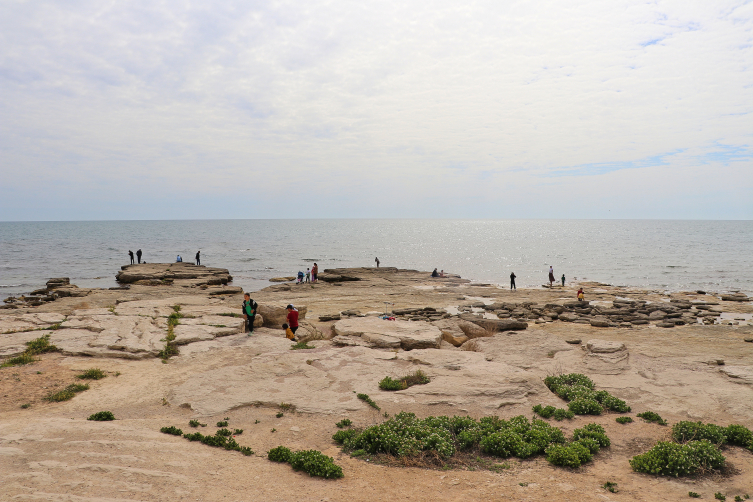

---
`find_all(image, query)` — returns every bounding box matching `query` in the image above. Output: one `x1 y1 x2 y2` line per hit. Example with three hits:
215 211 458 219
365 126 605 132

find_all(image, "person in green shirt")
242 293 258 334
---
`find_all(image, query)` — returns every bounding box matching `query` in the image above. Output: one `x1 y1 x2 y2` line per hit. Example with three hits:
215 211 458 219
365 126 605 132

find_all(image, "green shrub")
179 430 253 455
379 370 431 390
357 393 380 410
573 424 611 447
217 420 229 427
716 494 726 501
553 408 575 420
87 411 115 421
77 368 107 380
161 426 183 436
216 428 233 436
689 493 700 498
45 383 89 402
568 398 602 415
268 446 293 463
672 421 727 445
636 411 667 425
724 425 753 448
379 376 407 391
336 418 352 428
616 416 633 424
234 429 243 435
545 442 592 468
1 334 60 367
532 404 574 420
603 481 618 493
189 420 206 427
290 341 313 350
630 440 725 477
1 352 36 367
289 450 344 479
333 429 360 447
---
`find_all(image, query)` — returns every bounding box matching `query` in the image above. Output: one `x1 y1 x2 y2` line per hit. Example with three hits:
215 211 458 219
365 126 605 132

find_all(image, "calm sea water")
1 220 751 301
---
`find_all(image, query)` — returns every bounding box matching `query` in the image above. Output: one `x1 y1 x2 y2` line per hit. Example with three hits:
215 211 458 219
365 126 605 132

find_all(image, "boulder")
116 263 233 285
257 305 307 328
559 313 579 322
648 310 667 321
584 339 629 368
719 366 753 385
457 320 488 339
442 330 469 347
459 316 528 332
46 278 70 289
269 277 296 282
318 314 341 322
207 286 243 296
722 294 749 302
590 318 610 328
331 317 441 350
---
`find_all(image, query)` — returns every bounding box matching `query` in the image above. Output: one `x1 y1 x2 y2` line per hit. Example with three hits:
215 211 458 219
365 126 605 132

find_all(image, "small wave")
301 258 320 262
238 258 258 262
0 284 23 288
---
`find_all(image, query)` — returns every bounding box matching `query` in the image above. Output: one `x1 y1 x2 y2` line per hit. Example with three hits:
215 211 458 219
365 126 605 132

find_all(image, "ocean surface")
1 219 752 301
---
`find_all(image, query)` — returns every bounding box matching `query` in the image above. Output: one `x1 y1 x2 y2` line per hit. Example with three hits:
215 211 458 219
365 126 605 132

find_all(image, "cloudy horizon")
1 0 751 221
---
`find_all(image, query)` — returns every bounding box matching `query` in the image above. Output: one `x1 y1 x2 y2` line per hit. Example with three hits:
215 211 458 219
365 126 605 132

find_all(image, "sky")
0 0 752 220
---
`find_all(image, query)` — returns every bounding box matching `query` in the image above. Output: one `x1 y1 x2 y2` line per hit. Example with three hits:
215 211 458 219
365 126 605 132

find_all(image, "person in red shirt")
286 304 299 334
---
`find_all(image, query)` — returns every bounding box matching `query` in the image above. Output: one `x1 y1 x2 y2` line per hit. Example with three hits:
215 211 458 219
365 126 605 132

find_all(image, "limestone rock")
46 278 70 289
719 366 753 385
318 314 341 322
590 318 610 328
269 277 296 282
586 340 626 353
649 310 667 320
116 262 233 286
257 305 308 328
331 317 441 350
457 320 488 339
559 313 579 322
721 294 749 302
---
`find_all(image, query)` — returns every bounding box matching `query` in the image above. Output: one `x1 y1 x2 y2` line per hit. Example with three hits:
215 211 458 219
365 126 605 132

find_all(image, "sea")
1 219 752 301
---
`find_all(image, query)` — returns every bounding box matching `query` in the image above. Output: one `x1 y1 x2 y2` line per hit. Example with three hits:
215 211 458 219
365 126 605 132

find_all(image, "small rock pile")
1 278 92 309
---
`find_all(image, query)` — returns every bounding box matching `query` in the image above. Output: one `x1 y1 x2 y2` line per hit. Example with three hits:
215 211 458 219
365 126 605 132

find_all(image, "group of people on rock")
127 249 143 264
296 263 318 284
242 293 300 342
127 250 200 265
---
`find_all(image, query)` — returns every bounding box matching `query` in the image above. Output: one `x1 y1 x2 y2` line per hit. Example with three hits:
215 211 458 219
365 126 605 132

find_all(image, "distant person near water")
440 270 445 277
128 250 134 265
577 288 585 301
510 272 516 290
242 293 257 334
176 255 182 262
311 263 318 282
297 271 304 284
375 257 380 268
548 266 555 287
431 268 439 277
196 250 200 266
286 304 299 335
136 249 142 264
305 268 311 283
561 274 565 287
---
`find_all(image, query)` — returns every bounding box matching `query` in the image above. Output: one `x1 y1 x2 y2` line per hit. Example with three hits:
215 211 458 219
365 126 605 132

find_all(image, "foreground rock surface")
332 317 442 350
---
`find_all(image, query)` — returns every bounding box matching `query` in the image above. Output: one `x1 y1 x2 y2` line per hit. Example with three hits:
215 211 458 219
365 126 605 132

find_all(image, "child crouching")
282 323 297 341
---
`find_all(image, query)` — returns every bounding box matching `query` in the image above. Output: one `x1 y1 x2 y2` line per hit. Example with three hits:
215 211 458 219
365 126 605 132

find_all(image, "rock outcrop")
116 263 233 286
332 317 441 350
257 304 307 328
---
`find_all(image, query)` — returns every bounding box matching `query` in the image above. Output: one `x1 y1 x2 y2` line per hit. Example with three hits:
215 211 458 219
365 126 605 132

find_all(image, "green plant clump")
543 373 630 415
216 428 233 436
532 404 574 421
87 411 115 421
268 446 293 462
181 430 253 455
289 450 344 479
689 492 701 498
724 425 753 449
336 418 353 428
603 481 618 493
616 416 634 424
356 393 380 410
1 334 59 367
290 341 313 350
45 383 89 402
77 368 107 380
378 370 430 391
716 494 726 501
161 426 184 436
637 411 668 425
629 440 725 477
217 420 229 427
672 421 727 445
189 420 207 427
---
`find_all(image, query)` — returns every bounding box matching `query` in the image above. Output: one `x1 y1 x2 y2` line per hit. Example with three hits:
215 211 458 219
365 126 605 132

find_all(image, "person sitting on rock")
431 268 439 277
286 304 299 335
577 288 585 301
282 323 296 341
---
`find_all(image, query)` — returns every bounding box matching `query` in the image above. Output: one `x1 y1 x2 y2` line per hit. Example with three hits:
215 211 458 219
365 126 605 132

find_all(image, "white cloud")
0 0 751 219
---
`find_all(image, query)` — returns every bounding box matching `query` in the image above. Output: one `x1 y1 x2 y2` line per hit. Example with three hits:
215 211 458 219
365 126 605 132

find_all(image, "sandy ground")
2 268 753 501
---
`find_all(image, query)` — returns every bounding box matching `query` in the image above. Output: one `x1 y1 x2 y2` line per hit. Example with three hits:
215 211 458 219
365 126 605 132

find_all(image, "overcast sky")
1 0 751 220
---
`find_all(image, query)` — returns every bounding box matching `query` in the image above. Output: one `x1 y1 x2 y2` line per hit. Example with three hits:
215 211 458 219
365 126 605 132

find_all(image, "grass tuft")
77 368 106 380
88 411 115 421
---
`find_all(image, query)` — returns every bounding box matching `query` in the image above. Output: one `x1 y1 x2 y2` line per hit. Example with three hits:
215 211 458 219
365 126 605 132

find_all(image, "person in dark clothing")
510 272 516 290
375 257 380 268
128 250 134 265
431 268 439 277
561 274 565 287
136 249 142 264
242 293 258 334
196 250 200 266
286 304 299 334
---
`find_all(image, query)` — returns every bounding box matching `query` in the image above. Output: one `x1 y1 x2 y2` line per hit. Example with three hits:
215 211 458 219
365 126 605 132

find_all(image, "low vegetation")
268 446 343 479
77 368 107 380
1 334 59 368
45 383 89 402
378 370 430 391
290 341 313 350
189 420 207 427
161 423 253 455
616 416 634 424
336 418 352 428
544 373 630 415
636 411 668 425
87 411 115 421
532 404 574 421
356 393 380 410
158 306 183 361
333 412 609 470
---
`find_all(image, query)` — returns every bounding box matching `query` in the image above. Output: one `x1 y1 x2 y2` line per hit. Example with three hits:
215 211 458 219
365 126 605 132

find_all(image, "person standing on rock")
286 304 299 335
510 272 516 290
196 250 200 266
242 293 258 334
128 250 134 265
561 274 566 287
548 266 555 287
311 263 318 283
136 249 142 264
305 268 311 283
375 257 380 268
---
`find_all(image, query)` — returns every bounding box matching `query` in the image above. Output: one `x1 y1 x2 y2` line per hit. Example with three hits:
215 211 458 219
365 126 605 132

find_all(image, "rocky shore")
1 265 752 501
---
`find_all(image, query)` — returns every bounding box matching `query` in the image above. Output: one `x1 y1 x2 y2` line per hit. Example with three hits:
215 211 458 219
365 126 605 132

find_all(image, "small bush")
336 418 352 428
217 420 229 427
545 442 592 468
573 424 610 448
724 425 753 448
87 411 115 421
161 426 184 436
189 420 206 427
533 404 574 420
179 430 253 455
616 416 633 424
379 376 407 391
568 398 602 415
268 446 293 462
216 428 233 436
357 393 380 410
289 450 344 479
544 373 630 414
25 334 59 355
637 411 668 425
716 494 726 501
333 429 360 447
290 341 313 350
689 493 701 498
603 481 618 493
77 368 106 380
630 440 725 477
673 421 727 445
20 403 30 409
234 429 243 435
276 412 284 418
45 383 89 402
